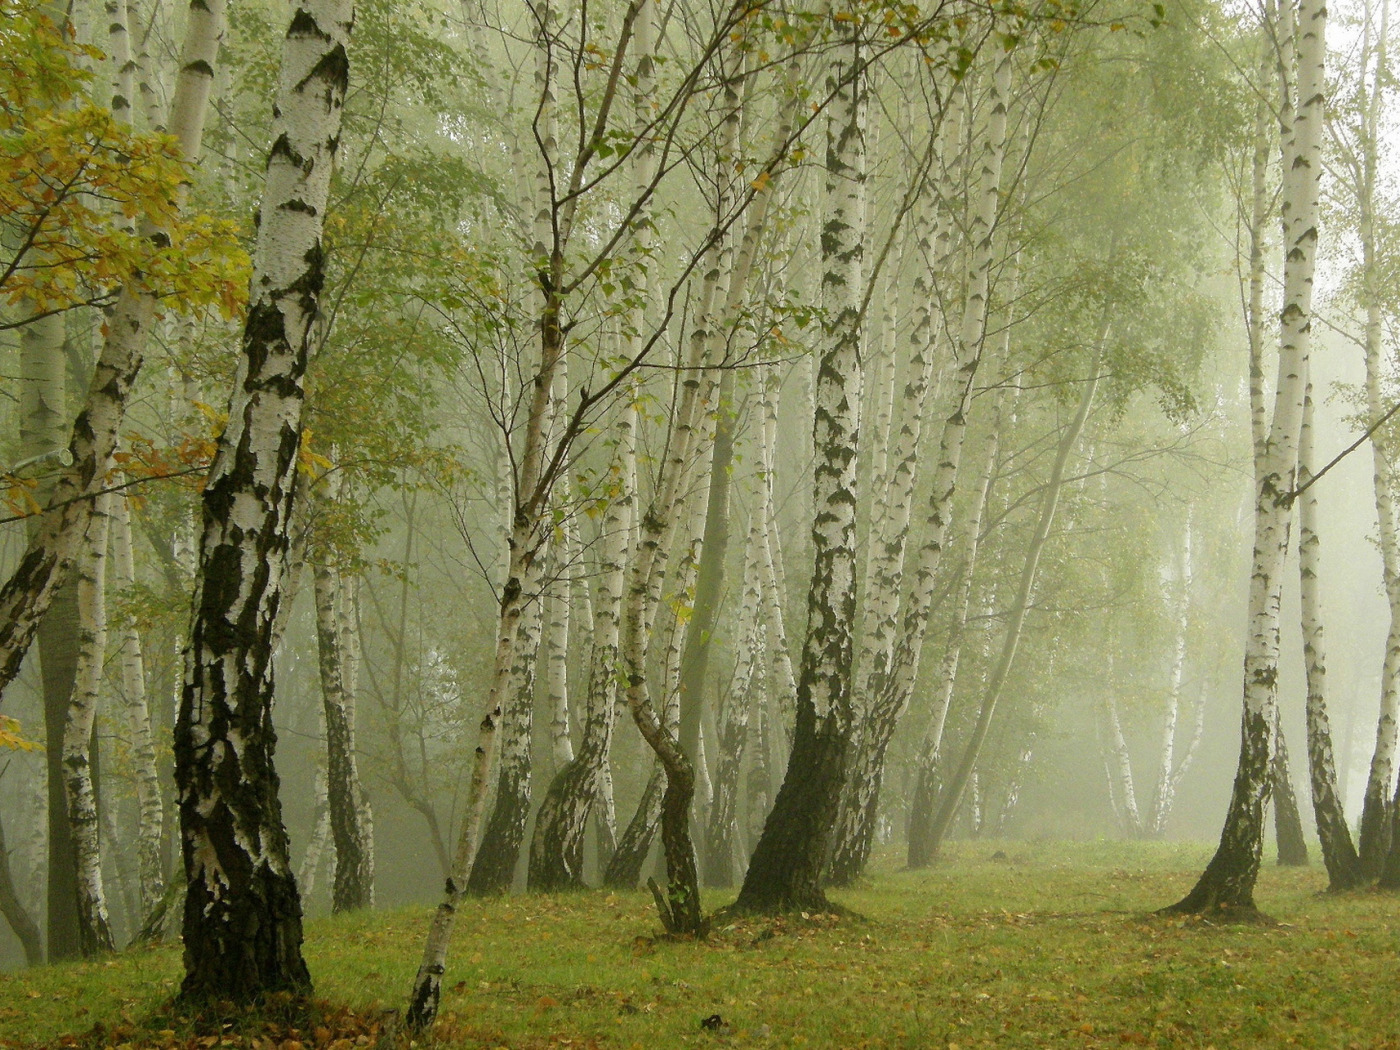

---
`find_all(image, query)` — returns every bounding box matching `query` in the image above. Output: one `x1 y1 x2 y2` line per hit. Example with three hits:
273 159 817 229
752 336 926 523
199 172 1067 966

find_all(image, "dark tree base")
469 778 529 895
177 863 310 1005
1357 788 1391 880
1161 707 1270 919
603 768 663 890
730 717 847 916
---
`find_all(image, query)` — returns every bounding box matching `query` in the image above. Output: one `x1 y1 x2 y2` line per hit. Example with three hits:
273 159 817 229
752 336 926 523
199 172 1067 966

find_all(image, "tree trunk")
18 308 82 963
1164 0 1322 915
731 27 866 916
603 765 664 889
110 493 165 915
829 47 1011 886
1103 689 1144 838
525 0 649 893
702 507 765 887
1358 0 1400 881
1272 715 1310 867
924 326 1105 859
174 0 352 1002
63 489 116 955
1297 370 1363 888
906 421 1001 869
314 559 373 911
408 0 577 1018
297 766 331 900
0 808 43 967
469 576 544 894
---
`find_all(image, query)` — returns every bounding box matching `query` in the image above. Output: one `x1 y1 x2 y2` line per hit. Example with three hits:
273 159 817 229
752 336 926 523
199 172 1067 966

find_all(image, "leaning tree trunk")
906 402 1005 869
470 565 546 894
63 489 117 956
407 0 579 1020
731 26 867 916
1297 369 1363 888
1163 0 1322 916
173 0 352 1002
1272 714 1310 866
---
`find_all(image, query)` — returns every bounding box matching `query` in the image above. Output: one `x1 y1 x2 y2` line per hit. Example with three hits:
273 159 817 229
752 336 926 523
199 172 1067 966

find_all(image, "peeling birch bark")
175 0 353 1002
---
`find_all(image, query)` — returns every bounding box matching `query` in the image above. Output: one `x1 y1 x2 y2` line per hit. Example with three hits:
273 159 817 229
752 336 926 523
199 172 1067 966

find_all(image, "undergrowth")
2 841 1397 1049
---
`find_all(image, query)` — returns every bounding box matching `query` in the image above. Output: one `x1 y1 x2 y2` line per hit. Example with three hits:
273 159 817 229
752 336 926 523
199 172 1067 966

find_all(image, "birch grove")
8 0 1400 1023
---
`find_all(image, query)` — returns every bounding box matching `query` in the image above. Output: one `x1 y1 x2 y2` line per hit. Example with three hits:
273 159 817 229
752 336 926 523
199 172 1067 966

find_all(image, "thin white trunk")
1150 512 1193 837
297 765 331 898
64 489 116 955
110 492 164 915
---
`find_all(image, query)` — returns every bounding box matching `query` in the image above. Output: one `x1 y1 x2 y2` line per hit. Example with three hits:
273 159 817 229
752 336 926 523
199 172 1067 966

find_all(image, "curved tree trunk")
0 809 43 966
174 0 352 1002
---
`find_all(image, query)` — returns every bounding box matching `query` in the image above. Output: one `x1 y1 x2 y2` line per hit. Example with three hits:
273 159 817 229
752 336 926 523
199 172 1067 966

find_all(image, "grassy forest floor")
2 840 1398 1049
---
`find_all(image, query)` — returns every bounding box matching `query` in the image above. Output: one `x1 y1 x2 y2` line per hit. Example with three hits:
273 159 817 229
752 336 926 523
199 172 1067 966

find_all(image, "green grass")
3 841 1399 1049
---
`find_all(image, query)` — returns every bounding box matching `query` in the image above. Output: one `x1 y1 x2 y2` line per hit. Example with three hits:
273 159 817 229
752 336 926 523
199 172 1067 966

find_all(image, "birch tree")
174 0 354 1001
1163 0 1324 916
731 14 867 915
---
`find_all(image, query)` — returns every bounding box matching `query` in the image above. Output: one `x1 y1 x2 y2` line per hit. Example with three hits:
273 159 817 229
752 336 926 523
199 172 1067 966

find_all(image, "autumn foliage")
0 0 248 326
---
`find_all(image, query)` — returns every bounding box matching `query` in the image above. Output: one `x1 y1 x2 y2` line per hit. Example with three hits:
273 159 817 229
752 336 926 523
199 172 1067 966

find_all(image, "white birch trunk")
829 50 1008 883
1170 0 1323 912
109 492 164 915
1299 367 1363 885
63 489 116 955
174 0 352 1001
1149 512 1193 837
1358 0 1400 874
